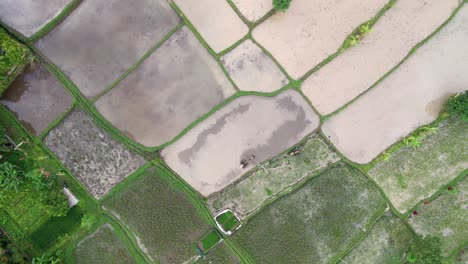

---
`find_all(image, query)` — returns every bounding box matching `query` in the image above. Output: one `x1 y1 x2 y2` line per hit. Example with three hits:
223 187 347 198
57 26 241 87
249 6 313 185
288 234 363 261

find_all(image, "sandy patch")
1 63 72 135
302 0 460 115
162 89 319 196
96 26 234 147
174 0 248 53
35 0 180 98
322 6 468 164
0 0 71 37
231 0 272 22
252 0 387 79
221 39 288 92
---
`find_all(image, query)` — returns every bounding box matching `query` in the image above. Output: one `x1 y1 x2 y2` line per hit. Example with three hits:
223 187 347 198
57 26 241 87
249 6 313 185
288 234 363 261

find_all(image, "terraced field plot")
102 166 212 264
162 89 319 196
208 135 339 219
0 0 72 37
323 5 468 163
221 39 288 92
233 163 387 264
253 0 387 78
342 214 413 264
409 176 468 257
174 0 248 52
73 224 136 264
35 0 180 98
0 63 72 135
95 26 235 147
231 0 272 22
44 108 145 198
368 117 468 213
302 0 460 115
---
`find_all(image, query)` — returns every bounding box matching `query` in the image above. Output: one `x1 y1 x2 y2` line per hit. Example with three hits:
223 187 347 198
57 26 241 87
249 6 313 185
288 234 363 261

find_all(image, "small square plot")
1 63 72 136
0 0 72 37
44 108 146 199
221 39 288 92
35 0 181 98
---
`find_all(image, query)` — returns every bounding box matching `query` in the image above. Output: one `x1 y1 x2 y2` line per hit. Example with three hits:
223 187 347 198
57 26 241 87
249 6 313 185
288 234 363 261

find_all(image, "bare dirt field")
174 0 248 53
231 0 272 22
95 26 235 147
35 0 180 98
73 224 136 264
0 63 72 135
252 0 387 79
302 0 460 115
322 6 468 164
368 117 468 213
221 39 288 93
0 0 71 37
162 89 319 197
44 108 145 198
208 134 339 219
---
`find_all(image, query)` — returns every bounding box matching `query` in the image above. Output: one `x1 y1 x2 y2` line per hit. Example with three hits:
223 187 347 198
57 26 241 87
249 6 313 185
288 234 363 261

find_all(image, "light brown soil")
322 6 468 164
302 0 460 115
231 0 272 22
252 0 387 79
162 89 319 196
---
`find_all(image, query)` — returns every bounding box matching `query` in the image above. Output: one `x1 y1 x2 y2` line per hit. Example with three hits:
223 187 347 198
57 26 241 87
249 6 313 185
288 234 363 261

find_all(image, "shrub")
273 0 292 12
0 28 32 95
406 236 443 264
445 91 468 120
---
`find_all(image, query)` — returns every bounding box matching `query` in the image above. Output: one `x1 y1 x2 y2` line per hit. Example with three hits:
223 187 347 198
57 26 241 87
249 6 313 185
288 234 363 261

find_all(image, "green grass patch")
196 243 240 264
368 116 468 213
408 175 468 258
232 163 387 263
342 213 413 263
102 166 213 263
30 206 84 250
216 211 240 233
0 28 33 95
199 230 221 253
72 224 136 264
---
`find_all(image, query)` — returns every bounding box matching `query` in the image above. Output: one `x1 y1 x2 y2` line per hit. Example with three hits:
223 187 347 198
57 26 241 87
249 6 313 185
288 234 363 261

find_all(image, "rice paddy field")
368 116 468 213
72 224 136 264
102 165 213 263
408 175 467 257
232 163 387 263
341 213 413 264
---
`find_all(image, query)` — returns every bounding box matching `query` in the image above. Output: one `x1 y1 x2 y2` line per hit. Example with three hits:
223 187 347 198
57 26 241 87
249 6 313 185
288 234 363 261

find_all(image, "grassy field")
102 166 213 263
216 211 240 232
196 243 240 264
209 135 339 219
408 175 467 257
198 230 221 252
72 224 136 264
341 213 413 263
368 117 468 213
232 163 387 264
30 206 84 250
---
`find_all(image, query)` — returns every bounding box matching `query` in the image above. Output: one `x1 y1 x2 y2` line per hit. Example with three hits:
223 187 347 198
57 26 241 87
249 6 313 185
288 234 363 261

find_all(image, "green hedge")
0 28 32 95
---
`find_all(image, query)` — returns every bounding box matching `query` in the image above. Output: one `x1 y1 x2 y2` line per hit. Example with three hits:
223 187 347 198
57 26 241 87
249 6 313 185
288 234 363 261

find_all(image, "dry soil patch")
95 26 235 147
322 6 468 164
35 0 180 98
303 0 459 115
1 63 72 135
162 89 319 197
44 108 145 198
231 0 272 22
0 0 71 37
221 39 288 93
174 0 248 53
252 0 387 79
